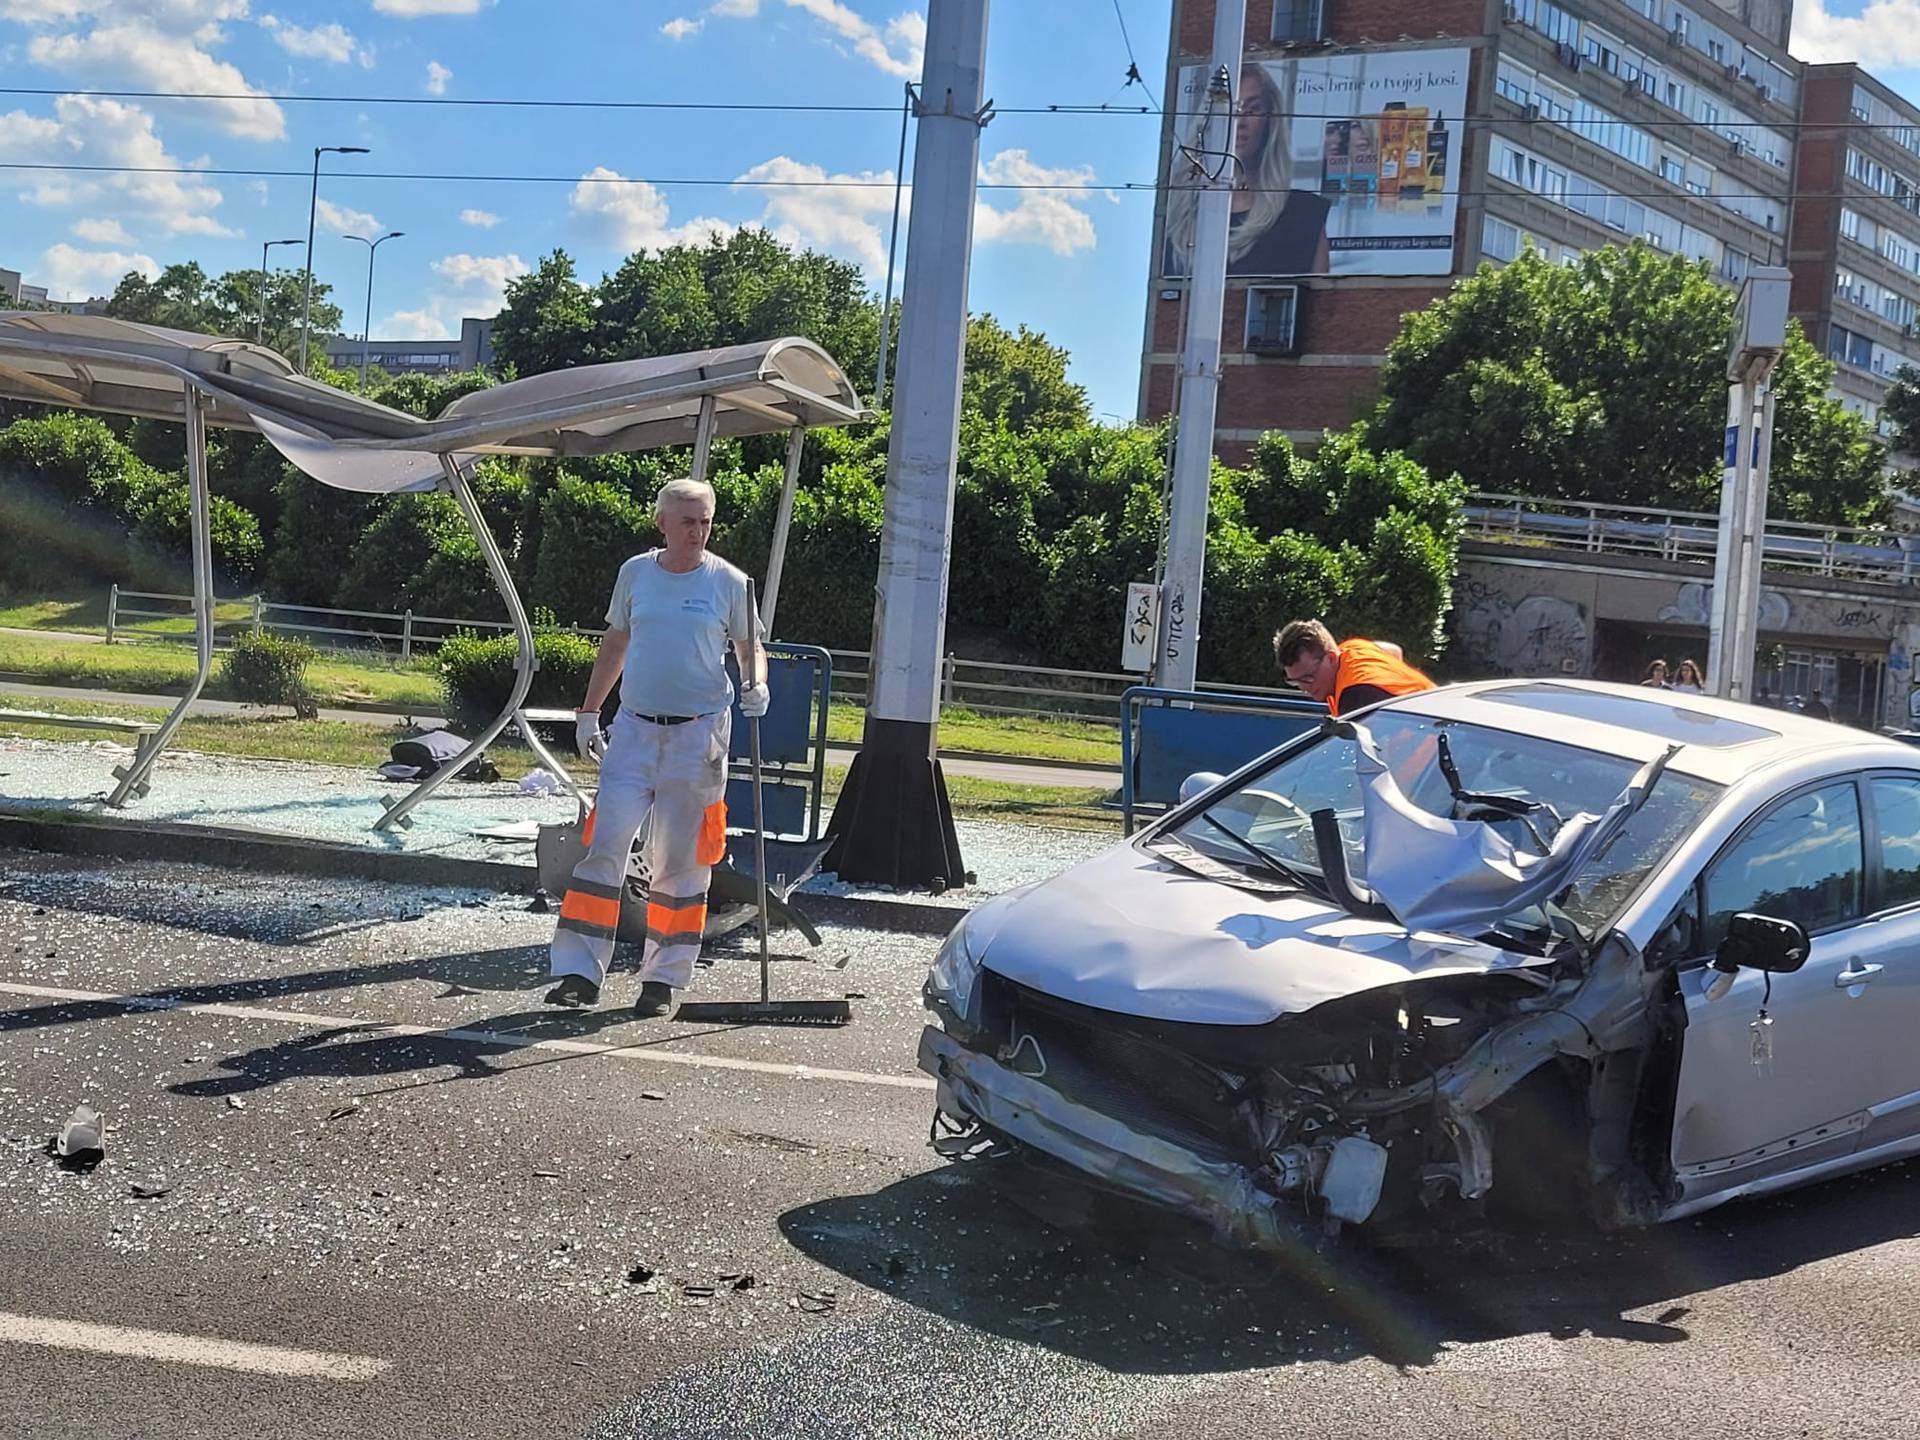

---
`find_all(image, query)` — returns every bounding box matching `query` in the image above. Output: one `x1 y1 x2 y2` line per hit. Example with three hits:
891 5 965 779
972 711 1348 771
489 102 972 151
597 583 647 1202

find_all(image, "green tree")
492 250 594 376
963 314 1089 431
1372 244 1887 525
106 262 343 354
1884 365 1920 459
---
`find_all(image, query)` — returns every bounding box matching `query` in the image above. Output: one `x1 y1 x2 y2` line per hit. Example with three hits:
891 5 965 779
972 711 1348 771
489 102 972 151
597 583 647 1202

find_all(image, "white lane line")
0 1311 389 1381
0 980 937 1092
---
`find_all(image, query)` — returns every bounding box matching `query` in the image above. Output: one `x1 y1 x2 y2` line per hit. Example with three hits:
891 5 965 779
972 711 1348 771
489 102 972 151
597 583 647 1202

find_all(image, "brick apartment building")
1789 63 1920 464
1140 0 1802 456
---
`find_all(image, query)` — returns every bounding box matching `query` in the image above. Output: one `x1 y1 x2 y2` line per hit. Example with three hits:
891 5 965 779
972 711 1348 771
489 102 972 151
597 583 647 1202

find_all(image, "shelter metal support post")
107 387 214 806
689 395 717 484
374 454 539 832
762 424 805 636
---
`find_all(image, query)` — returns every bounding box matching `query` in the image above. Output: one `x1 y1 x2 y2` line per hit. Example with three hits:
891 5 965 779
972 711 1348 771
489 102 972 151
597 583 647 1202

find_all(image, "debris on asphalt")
128 1181 172 1200
529 890 552 914
625 1264 656 1286
639 1091 666 1102
225 1096 246 1111
791 1288 838 1314
325 1100 363 1122
720 1272 756 1291
49 1103 106 1171
681 1283 716 1300
883 1253 913 1278
533 1169 562 1179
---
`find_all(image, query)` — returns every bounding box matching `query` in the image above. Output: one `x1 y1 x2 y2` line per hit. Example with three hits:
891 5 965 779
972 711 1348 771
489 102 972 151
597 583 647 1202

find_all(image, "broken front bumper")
917 1025 1304 1252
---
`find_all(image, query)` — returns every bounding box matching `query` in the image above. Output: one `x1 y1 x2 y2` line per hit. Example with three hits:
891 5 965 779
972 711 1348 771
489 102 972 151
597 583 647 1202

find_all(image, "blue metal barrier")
1119 686 1327 834
726 644 832 841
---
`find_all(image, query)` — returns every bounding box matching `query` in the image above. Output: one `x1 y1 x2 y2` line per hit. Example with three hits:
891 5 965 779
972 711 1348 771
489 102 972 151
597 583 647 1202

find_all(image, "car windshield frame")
1149 710 1722 948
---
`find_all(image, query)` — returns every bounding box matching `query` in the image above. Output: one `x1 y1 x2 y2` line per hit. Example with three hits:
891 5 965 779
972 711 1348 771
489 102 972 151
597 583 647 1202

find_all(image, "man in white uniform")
546 477 769 1015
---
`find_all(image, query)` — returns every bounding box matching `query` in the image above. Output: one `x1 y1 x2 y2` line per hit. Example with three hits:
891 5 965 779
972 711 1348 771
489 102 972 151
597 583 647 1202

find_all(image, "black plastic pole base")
824 716 968 891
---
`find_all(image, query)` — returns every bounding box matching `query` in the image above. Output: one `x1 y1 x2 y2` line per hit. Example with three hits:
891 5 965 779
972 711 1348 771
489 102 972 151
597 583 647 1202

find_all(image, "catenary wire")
1107 0 1162 113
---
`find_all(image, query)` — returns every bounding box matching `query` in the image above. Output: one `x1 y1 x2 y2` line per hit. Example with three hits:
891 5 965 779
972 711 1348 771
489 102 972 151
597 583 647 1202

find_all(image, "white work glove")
738 683 771 719
575 709 608 761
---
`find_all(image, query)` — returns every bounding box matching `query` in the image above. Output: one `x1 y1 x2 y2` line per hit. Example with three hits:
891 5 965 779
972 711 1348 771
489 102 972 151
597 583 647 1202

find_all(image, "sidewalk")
0 678 1122 790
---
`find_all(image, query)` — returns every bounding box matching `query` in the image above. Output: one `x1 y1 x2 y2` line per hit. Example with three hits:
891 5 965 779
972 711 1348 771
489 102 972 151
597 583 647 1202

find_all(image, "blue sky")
0 0 1172 419
0 1 1914 419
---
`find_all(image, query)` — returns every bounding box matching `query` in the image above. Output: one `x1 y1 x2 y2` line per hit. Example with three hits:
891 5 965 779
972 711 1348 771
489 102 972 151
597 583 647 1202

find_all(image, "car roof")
1378 679 1918 787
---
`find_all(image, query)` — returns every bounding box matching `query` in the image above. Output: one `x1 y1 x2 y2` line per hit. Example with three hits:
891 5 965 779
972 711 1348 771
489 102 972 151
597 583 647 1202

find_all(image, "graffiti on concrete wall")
1657 581 1791 631
1454 584 1590 675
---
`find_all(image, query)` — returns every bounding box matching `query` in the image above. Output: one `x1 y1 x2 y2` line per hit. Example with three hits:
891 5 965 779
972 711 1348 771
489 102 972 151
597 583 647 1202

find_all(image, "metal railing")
1466 492 1920 584
98 586 1299 730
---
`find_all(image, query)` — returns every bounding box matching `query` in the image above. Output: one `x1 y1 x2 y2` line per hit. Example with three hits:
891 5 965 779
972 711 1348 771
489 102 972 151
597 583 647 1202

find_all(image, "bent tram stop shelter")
0 311 866 834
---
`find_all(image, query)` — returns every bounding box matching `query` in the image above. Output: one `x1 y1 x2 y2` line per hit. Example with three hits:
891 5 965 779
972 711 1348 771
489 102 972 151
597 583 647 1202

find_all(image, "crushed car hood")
977 841 1550 1025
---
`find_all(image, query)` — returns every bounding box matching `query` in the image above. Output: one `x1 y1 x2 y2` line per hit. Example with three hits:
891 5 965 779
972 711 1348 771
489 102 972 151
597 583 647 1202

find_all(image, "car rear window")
1477 683 1778 748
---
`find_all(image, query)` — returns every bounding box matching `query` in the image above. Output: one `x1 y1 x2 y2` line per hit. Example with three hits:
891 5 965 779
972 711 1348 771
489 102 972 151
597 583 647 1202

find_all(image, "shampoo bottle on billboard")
1425 117 1450 196
1321 120 1351 194
1379 102 1406 188
1347 117 1379 195
1398 106 1430 197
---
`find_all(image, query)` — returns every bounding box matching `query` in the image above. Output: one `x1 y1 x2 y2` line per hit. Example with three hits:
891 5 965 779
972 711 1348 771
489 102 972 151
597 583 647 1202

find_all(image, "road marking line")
0 1311 388 1381
0 980 937 1092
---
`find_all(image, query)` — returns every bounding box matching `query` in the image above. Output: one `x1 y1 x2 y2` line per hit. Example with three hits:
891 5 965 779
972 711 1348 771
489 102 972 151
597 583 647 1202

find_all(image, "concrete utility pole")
1156 0 1246 692
823 0 991 890
1706 267 1792 703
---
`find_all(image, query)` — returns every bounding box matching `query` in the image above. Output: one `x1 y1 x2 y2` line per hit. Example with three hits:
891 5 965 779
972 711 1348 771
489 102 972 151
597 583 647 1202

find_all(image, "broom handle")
747 577 770 1006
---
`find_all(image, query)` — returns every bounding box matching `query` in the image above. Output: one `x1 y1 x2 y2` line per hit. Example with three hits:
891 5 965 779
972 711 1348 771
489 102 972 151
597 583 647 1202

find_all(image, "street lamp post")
255 238 303 345
343 230 404 389
299 144 370 373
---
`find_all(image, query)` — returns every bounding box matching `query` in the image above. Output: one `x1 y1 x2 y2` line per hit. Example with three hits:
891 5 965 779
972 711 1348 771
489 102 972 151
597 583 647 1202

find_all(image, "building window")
1244 286 1299 353
1270 0 1323 43
1484 218 1520 262
1659 155 1683 185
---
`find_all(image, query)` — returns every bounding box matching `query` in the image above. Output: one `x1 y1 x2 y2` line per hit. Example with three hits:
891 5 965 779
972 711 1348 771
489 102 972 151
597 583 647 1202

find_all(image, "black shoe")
544 975 601 1008
632 981 675 1018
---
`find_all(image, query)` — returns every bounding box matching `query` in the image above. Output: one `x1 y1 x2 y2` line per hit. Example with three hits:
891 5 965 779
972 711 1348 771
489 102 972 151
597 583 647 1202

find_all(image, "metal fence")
1465 492 1920 585
102 586 1297 727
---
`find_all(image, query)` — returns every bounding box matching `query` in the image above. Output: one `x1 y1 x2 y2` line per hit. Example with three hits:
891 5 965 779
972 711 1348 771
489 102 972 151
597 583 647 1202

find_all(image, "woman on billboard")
1163 63 1331 279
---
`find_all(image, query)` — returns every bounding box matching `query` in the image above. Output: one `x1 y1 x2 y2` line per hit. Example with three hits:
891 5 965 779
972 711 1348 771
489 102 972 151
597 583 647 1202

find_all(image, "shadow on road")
779 1150 1920 1374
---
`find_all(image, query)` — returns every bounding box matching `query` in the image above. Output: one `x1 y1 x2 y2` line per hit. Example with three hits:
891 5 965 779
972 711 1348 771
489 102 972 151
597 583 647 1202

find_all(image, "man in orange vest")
1273 618 1434 716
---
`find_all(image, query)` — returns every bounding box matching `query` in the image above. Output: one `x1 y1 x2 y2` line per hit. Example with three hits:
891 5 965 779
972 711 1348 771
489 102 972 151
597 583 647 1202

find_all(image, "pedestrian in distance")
1641 659 1670 688
1671 659 1704 694
1272 618 1434 717
544 477 769 1017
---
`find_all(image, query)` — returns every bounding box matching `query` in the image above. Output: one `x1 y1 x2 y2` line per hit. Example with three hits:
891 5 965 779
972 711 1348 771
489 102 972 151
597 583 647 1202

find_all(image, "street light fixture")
256 238 303 346
298 144 370 373
343 230 404 389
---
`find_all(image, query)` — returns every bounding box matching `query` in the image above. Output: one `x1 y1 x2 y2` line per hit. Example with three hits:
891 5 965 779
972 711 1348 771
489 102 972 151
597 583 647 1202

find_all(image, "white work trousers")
549 707 730 990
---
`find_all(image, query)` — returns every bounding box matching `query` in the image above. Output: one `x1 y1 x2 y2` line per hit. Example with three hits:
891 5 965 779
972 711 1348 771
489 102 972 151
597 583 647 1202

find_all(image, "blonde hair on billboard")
1163 62 1295 269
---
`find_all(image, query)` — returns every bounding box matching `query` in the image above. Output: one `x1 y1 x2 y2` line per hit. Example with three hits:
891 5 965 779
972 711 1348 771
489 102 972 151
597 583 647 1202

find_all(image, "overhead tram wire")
2 85 1916 135
0 160 1887 206
1106 0 1161 113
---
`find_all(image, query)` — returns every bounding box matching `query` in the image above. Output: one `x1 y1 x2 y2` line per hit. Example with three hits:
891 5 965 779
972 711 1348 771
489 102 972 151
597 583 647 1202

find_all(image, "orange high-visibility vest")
1329 639 1434 717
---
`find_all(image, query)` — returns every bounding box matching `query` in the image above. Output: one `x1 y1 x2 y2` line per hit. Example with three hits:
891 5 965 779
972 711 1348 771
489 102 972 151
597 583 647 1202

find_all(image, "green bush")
437 624 599 732
220 630 317 716
129 481 266 581
528 477 654 626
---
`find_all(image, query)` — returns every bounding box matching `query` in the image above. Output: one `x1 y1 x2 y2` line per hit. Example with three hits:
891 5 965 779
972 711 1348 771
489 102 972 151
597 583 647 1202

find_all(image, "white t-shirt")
604 551 761 717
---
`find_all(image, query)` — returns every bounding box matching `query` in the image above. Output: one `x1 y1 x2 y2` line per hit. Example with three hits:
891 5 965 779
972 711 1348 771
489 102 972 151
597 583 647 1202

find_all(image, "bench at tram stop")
0 707 164 798
1118 686 1327 834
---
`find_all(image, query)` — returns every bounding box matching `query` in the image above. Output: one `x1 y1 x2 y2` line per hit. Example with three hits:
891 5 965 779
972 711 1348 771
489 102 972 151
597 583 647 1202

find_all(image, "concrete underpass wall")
1451 545 1920 729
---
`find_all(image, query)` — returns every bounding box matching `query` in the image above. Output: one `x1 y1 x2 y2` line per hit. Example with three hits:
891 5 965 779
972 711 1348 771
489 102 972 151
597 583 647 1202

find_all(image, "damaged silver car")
921 680 1920 1246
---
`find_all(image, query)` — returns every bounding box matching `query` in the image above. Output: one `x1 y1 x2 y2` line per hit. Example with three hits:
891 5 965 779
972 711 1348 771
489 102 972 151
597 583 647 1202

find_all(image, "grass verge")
0 698 1120 831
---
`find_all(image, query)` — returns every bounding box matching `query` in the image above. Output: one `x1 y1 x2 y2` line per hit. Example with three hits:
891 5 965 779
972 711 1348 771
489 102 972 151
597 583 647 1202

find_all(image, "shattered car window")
1164 712 1721 940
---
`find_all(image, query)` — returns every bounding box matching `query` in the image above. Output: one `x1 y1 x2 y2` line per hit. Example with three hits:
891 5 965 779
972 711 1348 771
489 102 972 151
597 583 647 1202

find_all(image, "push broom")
675 579 852 1028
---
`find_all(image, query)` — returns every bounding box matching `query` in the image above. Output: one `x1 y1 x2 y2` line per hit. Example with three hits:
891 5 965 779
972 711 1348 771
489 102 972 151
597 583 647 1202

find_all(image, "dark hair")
1273 618 1335 668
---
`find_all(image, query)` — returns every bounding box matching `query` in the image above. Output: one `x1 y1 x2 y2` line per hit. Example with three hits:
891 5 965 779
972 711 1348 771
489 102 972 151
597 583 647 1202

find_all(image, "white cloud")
258 15 371 66
317 195 382 237
1794 0 1920 66
26 21 285 141
660 15 701 39
733 155 895 271
424 59 450 94
774 0 923 78
569 166 734 252
710 0 759 14
433 251 528 310
0 2 252 25
381 307 455 340
71 216 132 243
0 94 234 235
973 149 1099 257
37 241 158 300
372 0 491 15
459 207 500 228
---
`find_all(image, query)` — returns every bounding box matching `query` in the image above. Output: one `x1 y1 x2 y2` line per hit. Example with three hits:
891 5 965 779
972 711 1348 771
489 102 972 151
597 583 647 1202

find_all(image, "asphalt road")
4 849 1919 1438
0 680 1122 790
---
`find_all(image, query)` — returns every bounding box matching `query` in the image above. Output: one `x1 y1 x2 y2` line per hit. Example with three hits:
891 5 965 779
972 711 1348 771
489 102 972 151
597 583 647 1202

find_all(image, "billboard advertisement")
1162 48 1471 279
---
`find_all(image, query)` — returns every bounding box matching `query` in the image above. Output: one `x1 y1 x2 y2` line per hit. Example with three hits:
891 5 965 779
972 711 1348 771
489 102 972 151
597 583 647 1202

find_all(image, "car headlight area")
924 916 983 1030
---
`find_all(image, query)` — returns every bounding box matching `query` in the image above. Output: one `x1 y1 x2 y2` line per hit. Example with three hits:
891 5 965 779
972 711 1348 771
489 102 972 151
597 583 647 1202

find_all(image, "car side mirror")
1713 912 1811 976
1179 771 1225 804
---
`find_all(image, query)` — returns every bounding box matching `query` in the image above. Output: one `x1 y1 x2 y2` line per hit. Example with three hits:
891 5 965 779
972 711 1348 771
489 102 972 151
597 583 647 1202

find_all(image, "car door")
1670 778 1881 1202
1848 772 1920 1153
